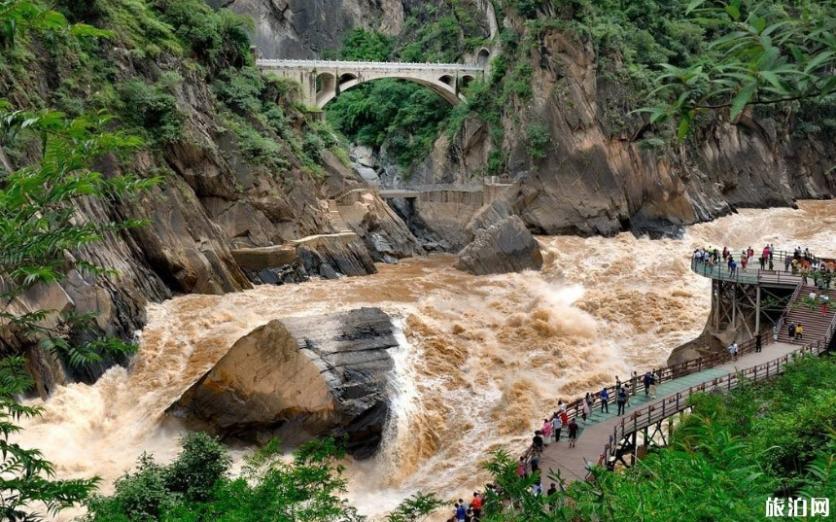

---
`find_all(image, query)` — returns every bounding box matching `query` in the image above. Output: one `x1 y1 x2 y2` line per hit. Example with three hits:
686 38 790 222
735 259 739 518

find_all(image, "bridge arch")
256 59 486 110
318 74 462 108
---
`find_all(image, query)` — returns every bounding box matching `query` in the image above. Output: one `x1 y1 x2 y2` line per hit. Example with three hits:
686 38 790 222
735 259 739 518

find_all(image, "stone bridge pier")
256 59 487 108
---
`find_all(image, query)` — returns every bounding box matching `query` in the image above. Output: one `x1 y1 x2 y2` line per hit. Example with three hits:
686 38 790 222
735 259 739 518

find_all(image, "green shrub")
153 0 252 70
95 454 175 522
213 66 264 114
164 432 230 501
117 78 182 144
340 28 393 61
526 122 550 159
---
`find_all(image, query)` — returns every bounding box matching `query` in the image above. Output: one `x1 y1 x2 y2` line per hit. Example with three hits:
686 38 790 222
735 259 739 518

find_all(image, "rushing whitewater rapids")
16 200 836 519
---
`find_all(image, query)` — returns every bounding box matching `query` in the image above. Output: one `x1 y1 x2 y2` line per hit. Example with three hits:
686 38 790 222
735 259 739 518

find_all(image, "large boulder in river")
455 216 543 275
170 308 397 458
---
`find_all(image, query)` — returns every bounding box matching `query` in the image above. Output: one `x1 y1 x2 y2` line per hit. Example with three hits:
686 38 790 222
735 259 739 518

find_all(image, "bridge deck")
256 59 485 72
539 342 799 482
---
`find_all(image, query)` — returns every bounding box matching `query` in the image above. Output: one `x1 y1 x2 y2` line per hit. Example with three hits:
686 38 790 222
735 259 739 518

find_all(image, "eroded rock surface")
171 307 398 458
455 216 543 275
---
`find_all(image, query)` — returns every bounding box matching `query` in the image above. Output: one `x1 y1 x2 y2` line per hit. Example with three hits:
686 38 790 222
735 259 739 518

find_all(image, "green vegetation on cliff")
325 0 491 172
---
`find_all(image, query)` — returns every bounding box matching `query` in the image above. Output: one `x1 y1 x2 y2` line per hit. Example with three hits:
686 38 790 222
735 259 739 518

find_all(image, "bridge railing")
605 335 831 464
256 59 485 71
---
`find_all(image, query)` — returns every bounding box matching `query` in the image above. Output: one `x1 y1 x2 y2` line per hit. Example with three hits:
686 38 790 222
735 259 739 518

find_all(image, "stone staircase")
327 199 350 232
777 286 836 345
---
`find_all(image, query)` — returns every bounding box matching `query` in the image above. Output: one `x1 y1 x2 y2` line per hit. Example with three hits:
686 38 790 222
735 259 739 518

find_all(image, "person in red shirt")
470 492 483 519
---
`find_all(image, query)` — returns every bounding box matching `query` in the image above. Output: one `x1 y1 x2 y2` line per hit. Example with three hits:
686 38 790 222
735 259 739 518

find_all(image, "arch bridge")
256 59 487 109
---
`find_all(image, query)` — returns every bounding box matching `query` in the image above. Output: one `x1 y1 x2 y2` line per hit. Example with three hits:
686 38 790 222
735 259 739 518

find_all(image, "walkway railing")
553 331 769 427
690 249 834 286
605 335 831 463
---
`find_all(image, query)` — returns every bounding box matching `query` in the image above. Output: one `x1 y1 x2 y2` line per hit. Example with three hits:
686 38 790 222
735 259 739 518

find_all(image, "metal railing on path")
690 249 835 286
551 331 770 428
605 333 832 463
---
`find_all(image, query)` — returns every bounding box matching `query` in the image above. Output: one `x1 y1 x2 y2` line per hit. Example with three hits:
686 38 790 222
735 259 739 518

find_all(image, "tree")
0 107 157 367
385 492 442 522
0 356 97 520
641 0 836 137
0 106 158 519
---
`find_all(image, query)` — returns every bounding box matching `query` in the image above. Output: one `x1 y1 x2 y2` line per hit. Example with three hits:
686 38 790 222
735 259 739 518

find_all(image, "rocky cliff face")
170 307 398 458
214 0 404 58
410 21 834 241
0 3 422 392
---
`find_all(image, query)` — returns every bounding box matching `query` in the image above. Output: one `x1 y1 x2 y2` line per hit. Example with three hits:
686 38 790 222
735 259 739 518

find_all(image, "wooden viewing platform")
532 249 835 485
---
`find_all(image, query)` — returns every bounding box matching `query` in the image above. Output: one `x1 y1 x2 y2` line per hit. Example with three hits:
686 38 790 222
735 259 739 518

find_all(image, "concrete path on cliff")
539 341 799 482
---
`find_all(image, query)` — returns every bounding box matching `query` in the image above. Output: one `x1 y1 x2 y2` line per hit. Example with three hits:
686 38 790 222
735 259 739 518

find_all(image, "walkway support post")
755 285 761 336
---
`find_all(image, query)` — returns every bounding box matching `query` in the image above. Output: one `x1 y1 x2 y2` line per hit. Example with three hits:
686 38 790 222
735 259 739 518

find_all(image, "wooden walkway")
539 342 799 482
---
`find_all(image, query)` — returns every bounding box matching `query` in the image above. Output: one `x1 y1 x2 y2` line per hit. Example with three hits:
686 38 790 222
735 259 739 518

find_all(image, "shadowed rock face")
455 215 543 275
216 0 405 59
171 307 398 458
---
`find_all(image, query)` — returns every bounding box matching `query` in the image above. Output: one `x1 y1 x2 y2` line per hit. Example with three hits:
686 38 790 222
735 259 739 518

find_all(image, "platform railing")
690 250 834 286
605 336 831 462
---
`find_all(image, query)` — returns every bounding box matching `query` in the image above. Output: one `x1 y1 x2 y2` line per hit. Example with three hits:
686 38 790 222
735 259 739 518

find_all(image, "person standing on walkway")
470 493 482 520
600 387 610 413
533 431 544 451
796 323 804 340
755 334 762 353
568 418 578 448
455 500 467 522
788 321 797 339
728 342 739 361
643 371 653 395
649 373 658 399
552 413 563 441
542 418 553 445
582 393 591 422
785 254 792 272
616 386 627 416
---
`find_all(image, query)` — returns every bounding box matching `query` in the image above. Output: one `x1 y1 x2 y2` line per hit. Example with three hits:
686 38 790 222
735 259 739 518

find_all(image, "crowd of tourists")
692 244 834 285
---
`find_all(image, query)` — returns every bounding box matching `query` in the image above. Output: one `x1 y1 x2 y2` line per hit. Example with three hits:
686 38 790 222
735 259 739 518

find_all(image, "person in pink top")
542 418 553 445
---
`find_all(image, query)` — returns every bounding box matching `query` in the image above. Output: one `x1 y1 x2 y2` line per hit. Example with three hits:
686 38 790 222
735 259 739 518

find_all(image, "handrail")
255 59 486 71
520 250 834 469
606 336 831 461
549 331 770 428
776 282 805 338
690 250 835 287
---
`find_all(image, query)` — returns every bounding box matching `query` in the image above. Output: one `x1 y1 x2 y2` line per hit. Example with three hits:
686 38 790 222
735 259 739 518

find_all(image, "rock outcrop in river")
170 307 397 458
455 215 543 275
